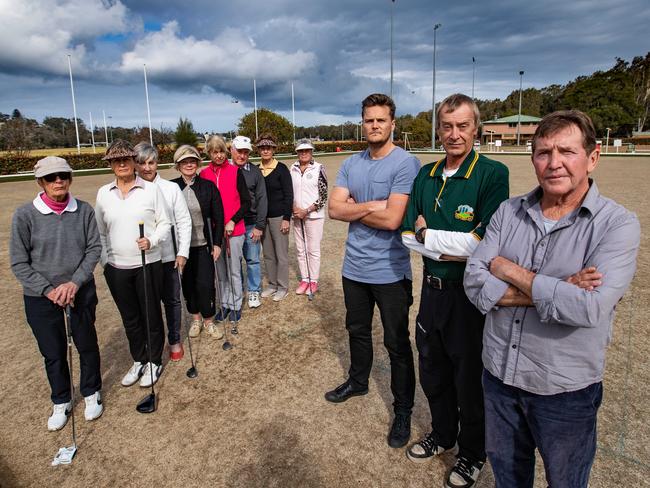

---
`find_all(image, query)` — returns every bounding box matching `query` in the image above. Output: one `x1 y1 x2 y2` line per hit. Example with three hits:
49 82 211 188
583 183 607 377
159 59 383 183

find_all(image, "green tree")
238 108 293 143
175 117 197 146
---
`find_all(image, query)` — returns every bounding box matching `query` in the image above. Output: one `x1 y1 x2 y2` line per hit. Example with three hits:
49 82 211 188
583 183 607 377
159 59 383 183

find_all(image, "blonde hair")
205 134 228 155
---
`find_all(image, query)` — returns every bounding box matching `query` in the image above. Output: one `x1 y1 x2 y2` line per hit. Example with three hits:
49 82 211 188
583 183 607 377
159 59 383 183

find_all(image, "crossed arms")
328 186 409 230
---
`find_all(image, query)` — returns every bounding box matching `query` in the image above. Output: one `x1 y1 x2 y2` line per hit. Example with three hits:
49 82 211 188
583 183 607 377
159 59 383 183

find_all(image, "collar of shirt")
32 192 78 215
429 149 479 180
260 158 278 176
291 159 314 170
521 179 600 216
109 175 146 191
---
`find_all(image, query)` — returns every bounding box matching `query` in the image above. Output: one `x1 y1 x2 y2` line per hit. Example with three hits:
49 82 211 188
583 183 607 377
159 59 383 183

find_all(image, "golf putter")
52 305 77 466
300 219 314 301
207 218 232 351
170 226 198 378
136 221 157 414
223 233 239 335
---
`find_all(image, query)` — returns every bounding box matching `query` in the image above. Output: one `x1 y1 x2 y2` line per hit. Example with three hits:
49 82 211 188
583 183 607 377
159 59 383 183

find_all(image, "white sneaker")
248 292 261 308
139 362 162 388
121 361 144 387
189 319 202 338
261 287 277 298
84 391 104 421
206 320 224 339
48 402 71 431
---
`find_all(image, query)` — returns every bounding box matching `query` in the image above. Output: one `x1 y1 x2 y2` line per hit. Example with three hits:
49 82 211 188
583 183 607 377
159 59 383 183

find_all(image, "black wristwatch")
415 226 426 244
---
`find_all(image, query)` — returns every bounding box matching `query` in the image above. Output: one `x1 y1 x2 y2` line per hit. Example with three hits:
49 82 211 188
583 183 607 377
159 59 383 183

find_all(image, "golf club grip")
171 225 178 256
138 221 146 264
206 217 214 249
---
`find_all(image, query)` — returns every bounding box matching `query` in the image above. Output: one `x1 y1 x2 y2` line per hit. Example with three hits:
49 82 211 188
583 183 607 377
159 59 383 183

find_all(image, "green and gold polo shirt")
402 150 509 281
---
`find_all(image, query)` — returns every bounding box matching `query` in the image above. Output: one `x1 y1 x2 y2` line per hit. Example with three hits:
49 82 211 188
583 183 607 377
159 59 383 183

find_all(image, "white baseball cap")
295 139 315 151
232 136 252 151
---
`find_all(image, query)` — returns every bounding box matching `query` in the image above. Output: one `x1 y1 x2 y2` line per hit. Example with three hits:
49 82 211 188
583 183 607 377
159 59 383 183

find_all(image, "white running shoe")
189 319 202 338
121 361 144 387
206 320 224 340
139 362 162 388
48 402 71 431
84 391 104 421
248 292 261 308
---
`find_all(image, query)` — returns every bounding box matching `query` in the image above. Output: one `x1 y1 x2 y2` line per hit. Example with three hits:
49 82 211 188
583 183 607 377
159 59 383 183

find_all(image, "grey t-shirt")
335 147 420 284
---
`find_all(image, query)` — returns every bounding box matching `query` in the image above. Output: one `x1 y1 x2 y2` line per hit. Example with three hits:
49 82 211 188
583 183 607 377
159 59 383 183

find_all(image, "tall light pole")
605 127 611 154
472 57 476 99
89 111 96 153
516 70 524 146
143 64 153 145
102 110 109 147
431 23 441 150
291 82 296 143
253 79 259 140
390 0 395 99
66 55 81 154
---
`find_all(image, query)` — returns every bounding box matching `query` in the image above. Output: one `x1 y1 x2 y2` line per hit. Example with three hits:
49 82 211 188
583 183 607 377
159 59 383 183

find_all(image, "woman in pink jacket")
290 139 328 295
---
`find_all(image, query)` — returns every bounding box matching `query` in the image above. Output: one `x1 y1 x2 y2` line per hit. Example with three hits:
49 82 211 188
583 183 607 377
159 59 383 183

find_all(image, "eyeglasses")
43 172 71 182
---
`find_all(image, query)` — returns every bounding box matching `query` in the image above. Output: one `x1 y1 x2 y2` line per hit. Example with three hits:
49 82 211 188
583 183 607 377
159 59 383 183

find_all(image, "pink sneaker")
295 281 310 294
309 282 319 294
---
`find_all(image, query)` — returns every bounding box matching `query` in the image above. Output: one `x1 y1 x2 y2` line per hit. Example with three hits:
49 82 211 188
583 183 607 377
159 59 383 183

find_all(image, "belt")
425 273 463 290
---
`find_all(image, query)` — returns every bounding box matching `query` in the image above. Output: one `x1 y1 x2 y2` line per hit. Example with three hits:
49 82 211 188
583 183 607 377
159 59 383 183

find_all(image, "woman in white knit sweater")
95 140 171 389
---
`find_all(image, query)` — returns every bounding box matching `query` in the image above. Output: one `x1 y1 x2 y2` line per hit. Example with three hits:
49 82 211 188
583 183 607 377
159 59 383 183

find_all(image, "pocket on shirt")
371 178 391 200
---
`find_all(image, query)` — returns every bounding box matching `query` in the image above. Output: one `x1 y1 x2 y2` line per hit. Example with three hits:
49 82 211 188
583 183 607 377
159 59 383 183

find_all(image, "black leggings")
182 246 216 318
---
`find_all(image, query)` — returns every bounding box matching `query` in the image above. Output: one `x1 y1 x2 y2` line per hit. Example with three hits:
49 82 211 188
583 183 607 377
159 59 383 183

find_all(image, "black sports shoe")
387 414 411 448
406 431 452 462
446 456 484 488
324 380 368 403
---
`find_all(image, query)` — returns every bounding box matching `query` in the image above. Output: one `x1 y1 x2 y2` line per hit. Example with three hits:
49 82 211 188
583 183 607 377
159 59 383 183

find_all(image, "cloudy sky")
1 0 648 133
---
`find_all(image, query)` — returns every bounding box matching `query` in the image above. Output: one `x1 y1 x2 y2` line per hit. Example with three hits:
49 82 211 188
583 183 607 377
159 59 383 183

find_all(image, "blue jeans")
483 370 602 488
242 224 262 293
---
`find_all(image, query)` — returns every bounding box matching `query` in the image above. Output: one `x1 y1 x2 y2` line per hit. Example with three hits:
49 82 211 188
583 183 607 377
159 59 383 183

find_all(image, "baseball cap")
34 156 73 178
232 136 252 151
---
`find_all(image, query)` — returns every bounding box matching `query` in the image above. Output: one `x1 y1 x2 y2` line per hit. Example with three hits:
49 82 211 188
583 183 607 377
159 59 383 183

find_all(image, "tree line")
2 53 647 154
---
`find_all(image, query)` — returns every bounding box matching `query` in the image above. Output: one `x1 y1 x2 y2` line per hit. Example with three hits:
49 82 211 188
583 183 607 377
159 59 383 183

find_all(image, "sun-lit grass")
0 146 107 157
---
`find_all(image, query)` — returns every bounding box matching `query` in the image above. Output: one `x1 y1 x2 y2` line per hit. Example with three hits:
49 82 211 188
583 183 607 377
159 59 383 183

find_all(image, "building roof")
483 115 542 124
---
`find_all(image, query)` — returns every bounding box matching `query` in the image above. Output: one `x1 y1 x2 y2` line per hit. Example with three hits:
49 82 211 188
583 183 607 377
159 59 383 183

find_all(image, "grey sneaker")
446 457 484 488
406 431 451 463
272 290 288 302
261 287 277 298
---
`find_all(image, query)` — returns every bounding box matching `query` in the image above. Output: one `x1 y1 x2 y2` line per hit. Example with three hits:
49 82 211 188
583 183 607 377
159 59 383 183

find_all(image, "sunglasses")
43 172 71 182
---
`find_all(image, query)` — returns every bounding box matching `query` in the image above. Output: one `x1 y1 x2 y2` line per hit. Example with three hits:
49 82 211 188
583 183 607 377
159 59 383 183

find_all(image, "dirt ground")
0 153 648 488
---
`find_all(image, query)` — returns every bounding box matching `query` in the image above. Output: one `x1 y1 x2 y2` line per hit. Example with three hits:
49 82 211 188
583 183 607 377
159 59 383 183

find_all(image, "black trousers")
342 276 415 416
182 246 216 318
415 278 486 462
104 262 164 365
161 261 182 345
24 281 101 404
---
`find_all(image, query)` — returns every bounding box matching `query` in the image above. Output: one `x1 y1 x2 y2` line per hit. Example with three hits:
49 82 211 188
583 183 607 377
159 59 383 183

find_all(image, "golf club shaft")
171 226 196 370
64 305 77 448
300 219 313 298
206 218 229 342
223 233 239 327
139 222 156 396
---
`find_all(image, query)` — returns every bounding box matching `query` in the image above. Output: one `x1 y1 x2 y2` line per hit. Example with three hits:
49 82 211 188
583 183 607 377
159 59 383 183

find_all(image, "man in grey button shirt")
464 110 640 488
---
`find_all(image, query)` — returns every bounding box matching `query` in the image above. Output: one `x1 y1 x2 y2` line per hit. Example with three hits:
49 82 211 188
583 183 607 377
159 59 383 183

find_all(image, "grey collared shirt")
464 181 640 395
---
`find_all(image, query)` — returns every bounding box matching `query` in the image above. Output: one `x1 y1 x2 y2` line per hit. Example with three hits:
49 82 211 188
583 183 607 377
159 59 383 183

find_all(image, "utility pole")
431 23 441 150
516 70 524 146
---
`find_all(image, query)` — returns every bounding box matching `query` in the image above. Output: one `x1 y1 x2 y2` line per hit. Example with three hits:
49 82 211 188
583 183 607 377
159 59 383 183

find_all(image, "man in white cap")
231 136 268 309
11 156 104 430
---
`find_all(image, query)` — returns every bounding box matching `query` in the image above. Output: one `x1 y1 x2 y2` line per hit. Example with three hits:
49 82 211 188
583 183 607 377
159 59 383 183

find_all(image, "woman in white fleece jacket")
95 140 171 389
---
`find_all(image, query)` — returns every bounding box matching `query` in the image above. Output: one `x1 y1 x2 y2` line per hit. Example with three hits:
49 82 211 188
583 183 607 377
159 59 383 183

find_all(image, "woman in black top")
256 134 293 302
171 145 225 339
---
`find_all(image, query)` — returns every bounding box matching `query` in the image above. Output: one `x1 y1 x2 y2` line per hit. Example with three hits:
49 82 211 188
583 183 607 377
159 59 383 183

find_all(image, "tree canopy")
237 108 294 143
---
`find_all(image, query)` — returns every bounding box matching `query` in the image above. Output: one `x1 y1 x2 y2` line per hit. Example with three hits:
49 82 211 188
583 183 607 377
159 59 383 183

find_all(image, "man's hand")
250 228 263 242
415 214 427 230
566 266 602 291
175 256 187 273
212 245 221 261
136 237 151 251
497 285 533 307
47 282 78 307
280 219 290 234
225 220 235 235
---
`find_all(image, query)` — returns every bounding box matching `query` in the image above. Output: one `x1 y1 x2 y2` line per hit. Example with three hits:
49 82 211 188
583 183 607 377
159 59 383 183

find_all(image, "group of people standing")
10 90 640 488
10 134 327 432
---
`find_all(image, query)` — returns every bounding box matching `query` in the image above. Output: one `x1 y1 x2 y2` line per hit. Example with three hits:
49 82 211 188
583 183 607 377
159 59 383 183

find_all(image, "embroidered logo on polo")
454 204 474 222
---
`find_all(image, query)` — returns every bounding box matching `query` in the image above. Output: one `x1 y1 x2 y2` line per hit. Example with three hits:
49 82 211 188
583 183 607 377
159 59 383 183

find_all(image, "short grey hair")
134 141 159 164
436 93 481 131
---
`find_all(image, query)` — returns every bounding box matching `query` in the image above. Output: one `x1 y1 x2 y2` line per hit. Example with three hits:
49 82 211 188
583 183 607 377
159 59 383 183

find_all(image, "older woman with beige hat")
95 140 171 390
10 156 103 430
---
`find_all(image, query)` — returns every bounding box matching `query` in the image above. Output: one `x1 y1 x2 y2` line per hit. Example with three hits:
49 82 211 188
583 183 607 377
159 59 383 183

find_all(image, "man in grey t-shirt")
464 110 640 487
325 93 420 449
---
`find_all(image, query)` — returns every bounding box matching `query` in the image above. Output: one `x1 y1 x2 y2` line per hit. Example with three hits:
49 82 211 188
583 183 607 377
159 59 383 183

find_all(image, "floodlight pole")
431 23 441 150
89 112 96 153
516 70 524 146
253 79 259 140
605 128 611 154
67 55 81 155
102 110 109 147
291 82 296 143
472 57 476 99
390 0 395 99
143 64 153 146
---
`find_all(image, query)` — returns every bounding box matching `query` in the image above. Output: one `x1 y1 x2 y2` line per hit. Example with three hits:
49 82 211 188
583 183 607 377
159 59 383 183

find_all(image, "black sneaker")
446 456 484 488
387 414 411 448
406 431 451 463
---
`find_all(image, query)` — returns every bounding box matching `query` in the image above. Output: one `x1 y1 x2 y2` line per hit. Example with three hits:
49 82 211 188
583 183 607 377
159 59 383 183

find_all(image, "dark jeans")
104 262 164 365
182 246 216 318
162 261 182 345
24 281 101 403
342 276 415 416
415 279 486 462
483 370 602 488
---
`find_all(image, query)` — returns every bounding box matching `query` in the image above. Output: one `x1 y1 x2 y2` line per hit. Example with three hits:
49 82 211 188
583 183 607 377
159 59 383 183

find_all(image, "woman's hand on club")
136 237 151 251
175 256 187 274
225 220 235 235
213 245 221 261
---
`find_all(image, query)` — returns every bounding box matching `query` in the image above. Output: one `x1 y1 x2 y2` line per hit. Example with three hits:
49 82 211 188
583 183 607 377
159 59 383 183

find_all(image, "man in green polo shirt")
401 94 508 488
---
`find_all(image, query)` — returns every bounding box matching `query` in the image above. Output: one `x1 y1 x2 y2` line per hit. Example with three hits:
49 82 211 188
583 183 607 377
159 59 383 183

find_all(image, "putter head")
222 340 233 351
136 393 157 414
52 445 77 466
186 367 198 378
307 292 314 301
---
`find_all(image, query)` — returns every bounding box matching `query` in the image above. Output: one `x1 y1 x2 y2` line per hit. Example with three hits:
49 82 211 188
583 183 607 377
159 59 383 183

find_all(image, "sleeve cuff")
532 273 559 321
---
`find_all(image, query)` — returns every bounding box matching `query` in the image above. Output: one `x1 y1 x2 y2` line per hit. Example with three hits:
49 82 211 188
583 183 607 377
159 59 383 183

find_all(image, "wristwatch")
415 226 426 244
